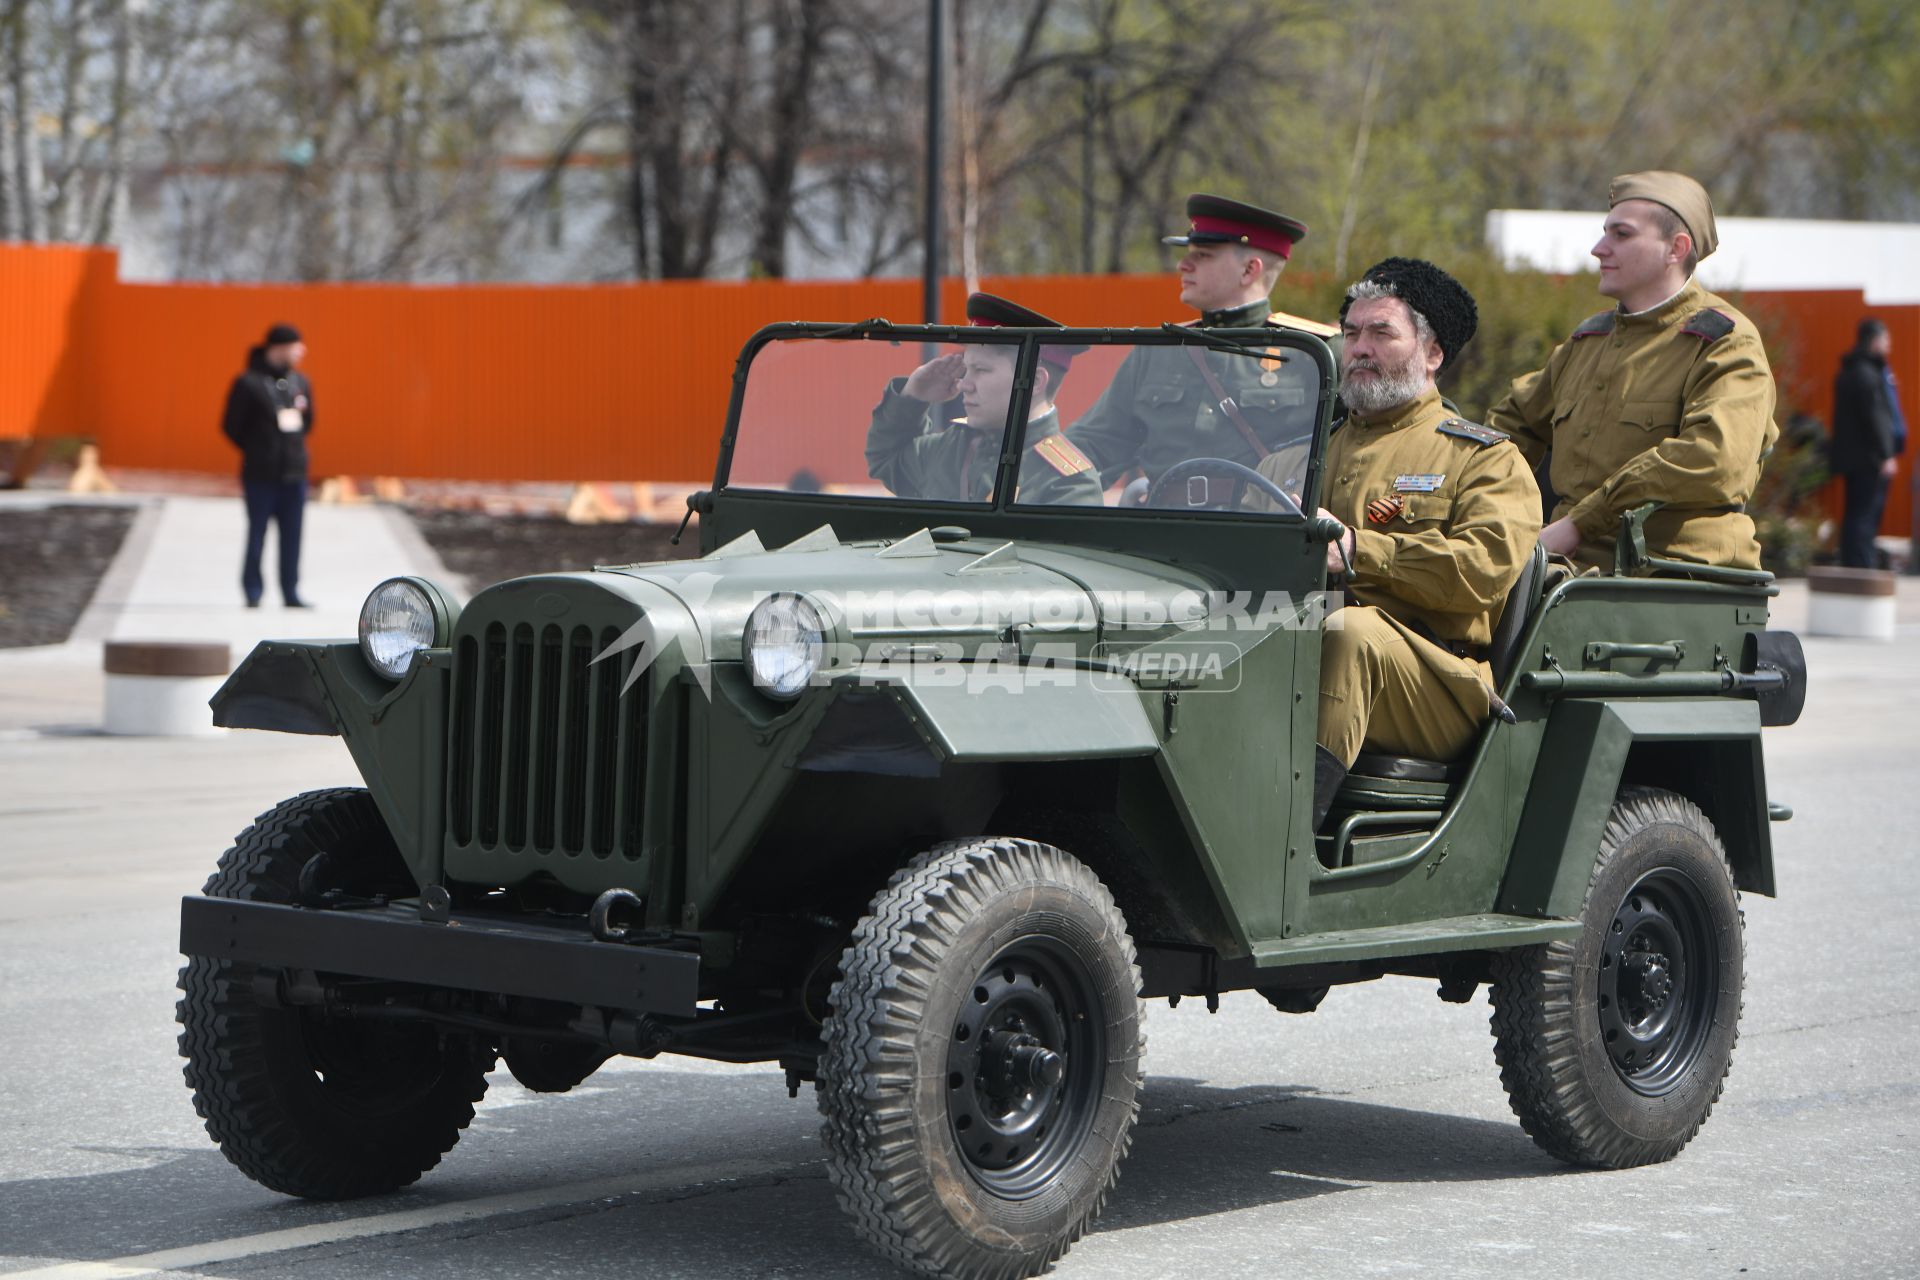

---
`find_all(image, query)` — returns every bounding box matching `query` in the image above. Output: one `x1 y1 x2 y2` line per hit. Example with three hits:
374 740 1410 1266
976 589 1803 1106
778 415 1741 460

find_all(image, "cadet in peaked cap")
1486 170 1776 572
1062 192 1335 492
1158 193 1321 331
865 293 1101 507
1162 193 1309 262
966 291 1091 384
965 292 1057 327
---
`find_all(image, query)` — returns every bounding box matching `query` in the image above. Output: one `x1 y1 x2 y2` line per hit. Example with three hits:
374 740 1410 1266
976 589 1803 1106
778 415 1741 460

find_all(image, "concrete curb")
67 496 168 645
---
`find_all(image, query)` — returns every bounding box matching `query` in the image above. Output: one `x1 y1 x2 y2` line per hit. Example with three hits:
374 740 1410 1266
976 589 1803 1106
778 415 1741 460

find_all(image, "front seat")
1340 543 1548 805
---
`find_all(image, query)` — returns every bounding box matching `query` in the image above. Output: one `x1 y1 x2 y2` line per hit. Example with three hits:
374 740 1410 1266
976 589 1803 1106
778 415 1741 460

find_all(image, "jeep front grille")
449 620 648 860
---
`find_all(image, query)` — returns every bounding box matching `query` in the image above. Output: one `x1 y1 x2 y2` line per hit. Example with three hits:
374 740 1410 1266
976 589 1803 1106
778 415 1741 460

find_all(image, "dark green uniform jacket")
1063 300 1333 489
865 380 1103 506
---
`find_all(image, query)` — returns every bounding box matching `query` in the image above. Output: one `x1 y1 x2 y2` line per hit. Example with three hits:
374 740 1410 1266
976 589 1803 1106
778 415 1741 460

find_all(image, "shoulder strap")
1435 417 1510 447
1680 308 1736 342
1183 346 1271 461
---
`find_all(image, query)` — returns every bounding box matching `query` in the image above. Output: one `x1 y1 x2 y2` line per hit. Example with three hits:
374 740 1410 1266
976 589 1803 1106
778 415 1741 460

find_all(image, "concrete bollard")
1806 566 1897 641
103 640 231 735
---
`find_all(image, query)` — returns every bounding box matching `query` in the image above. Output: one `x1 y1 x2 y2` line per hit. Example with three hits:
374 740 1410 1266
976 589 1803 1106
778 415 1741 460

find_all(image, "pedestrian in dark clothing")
222 323 315 607
1831 318 1905 569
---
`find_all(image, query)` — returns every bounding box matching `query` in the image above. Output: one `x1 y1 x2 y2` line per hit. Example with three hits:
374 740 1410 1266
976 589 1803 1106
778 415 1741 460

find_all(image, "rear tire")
819 837 1144 1280
1489 786 1743 1168
177 788 494 1199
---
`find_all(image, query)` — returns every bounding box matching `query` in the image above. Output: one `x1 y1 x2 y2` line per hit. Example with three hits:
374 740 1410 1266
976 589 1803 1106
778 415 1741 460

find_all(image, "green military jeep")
179 321 1805 1280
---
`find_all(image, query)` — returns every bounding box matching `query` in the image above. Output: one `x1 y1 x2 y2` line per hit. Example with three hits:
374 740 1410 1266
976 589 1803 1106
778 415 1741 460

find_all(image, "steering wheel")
1145 457 1303 517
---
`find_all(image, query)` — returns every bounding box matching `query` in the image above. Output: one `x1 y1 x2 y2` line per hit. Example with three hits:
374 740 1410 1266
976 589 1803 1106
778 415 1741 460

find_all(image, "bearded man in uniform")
865 292 1100 506
1288 259 1542 828
1486 171 1777 571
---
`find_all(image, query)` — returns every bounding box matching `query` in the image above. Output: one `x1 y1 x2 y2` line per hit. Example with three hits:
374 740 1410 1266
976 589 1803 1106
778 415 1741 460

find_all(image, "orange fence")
0 244 109 446
1 253 1184 483
1742 289 1919 539
0 245 1914 537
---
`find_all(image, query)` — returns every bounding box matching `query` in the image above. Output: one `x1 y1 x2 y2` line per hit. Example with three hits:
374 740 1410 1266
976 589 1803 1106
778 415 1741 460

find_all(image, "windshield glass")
724 330 1327 516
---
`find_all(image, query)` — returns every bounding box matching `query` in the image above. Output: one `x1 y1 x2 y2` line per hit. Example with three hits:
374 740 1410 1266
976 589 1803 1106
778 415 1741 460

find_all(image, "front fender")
212 641 355 736
212 641 450 890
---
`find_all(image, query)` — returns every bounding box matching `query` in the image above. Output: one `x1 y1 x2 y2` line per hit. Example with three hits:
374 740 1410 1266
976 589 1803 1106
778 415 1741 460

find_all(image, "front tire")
177 788 494 1199
1490 786 1744 1168
819 838 1144 1280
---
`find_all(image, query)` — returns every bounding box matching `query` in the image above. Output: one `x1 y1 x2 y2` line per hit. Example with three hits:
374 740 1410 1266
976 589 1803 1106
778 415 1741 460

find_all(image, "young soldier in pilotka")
1485 171 1778 572
1285 259 1542 828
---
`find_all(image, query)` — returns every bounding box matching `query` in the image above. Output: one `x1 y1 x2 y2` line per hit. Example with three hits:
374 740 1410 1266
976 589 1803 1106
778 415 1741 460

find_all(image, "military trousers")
1316 606 1492 767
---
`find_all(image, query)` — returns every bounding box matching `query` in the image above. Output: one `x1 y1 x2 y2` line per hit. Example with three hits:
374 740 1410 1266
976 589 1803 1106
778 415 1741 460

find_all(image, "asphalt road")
2 587 1916 1280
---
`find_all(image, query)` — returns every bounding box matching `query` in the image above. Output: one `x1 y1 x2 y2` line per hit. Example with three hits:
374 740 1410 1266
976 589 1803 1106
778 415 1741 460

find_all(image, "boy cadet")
1485 171 1777 571
1291 259 1541 828
1065 194 1339 493
865 292 1101 506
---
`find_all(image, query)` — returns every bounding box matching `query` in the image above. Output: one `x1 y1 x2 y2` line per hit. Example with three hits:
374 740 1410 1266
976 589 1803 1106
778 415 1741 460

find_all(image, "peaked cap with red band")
964 292 1088 372
1161 193 1308 260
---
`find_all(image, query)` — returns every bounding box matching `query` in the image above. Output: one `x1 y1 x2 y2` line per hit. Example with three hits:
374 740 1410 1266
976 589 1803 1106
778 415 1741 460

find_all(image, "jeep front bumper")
179 896 701 1017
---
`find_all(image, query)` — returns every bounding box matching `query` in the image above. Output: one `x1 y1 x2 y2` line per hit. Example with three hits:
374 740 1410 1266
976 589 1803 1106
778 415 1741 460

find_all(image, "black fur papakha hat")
1339 257 1478 368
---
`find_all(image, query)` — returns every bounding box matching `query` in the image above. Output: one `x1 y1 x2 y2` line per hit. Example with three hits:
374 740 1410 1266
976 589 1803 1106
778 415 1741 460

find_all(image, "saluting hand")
903 352 965 403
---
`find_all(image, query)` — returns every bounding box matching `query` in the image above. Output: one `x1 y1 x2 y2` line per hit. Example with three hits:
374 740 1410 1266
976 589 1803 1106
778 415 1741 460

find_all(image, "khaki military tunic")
865 382 1102 506
1064 299 1336 490
1485 277 1778 571
1287 387 1542 766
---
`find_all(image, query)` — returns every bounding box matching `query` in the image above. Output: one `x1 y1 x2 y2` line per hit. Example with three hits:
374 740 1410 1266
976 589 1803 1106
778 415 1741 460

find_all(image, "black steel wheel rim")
1597 867 1718 1096
946 935 1106 1199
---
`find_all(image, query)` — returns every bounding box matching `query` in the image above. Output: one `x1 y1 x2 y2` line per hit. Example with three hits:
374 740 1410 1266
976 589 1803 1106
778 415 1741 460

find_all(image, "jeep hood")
588 525 1217 664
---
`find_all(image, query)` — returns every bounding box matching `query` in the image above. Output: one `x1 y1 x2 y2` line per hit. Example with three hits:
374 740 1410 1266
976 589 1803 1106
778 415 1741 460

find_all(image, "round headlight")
358 577 446 680
746 593 825 699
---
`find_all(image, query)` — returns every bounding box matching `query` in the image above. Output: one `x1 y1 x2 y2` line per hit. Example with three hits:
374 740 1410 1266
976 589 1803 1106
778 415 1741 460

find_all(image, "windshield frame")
716 321 1337 514
706 321 1340 586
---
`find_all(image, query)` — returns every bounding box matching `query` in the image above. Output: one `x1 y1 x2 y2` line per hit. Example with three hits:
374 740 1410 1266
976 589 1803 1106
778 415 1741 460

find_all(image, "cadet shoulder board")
1263 310 1341 339
1032 433 1095 477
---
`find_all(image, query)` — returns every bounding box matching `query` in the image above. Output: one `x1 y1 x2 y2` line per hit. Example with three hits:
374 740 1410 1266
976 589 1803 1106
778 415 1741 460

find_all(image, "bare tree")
139 0 559 281
537 0 913 281
3 0 1916 286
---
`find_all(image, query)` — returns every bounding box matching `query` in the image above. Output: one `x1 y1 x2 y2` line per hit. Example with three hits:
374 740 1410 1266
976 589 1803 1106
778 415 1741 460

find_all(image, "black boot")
1311 745 1348 831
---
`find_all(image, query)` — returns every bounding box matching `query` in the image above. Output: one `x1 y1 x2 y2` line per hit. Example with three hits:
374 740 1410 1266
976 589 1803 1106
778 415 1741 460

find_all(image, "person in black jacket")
223 323 315 607
1831 318 1906 568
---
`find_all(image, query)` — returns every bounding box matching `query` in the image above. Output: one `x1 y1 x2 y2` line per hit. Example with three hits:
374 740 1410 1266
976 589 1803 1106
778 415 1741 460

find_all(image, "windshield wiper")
1157 322 1290 361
